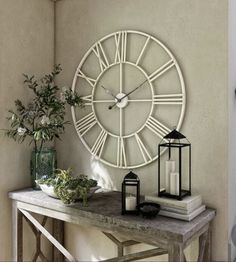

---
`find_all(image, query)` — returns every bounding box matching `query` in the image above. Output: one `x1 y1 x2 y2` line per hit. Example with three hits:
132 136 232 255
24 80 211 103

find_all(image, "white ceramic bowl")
39 184 58 198
38 184 101 200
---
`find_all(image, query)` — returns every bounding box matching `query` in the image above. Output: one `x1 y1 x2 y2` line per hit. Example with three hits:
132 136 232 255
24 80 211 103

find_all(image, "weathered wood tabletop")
9 189 216 262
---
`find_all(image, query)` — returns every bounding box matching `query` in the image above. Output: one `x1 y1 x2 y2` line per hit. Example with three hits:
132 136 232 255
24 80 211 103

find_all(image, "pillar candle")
170 172 179 195
125 196 136 210
165 160 176 193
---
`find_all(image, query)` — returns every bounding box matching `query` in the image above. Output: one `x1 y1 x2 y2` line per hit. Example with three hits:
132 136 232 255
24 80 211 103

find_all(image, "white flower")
41 115 50 125
62 86 67 93
17 127 26 136
11 114 16 121
60 92 66 102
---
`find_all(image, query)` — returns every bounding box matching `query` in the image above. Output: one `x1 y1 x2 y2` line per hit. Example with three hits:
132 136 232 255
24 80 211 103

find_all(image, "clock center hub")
115 93 128 108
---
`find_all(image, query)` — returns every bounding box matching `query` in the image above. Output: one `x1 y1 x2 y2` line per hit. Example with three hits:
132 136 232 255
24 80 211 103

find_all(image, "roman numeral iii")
153 94 184 105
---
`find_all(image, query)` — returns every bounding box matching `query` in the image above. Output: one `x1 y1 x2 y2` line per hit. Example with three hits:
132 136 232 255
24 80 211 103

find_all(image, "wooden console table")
9 189 215 262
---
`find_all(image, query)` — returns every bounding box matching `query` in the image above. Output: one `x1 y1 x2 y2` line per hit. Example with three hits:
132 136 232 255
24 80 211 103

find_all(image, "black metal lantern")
122 171 140 215
158 129 191 200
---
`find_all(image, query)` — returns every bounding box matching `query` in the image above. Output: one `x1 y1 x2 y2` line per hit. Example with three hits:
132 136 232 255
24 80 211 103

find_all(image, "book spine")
159 205 206 221
161 201 202 214
145 195 202 210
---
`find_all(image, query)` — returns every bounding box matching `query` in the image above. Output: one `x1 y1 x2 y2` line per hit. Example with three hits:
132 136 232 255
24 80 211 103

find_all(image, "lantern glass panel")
182 146 190 190
158 142 191 199
125 185 137 211
160 146 180 195
125 184 137 197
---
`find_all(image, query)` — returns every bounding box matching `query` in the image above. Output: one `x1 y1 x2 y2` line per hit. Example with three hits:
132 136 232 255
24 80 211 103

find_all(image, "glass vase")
30 147 57 189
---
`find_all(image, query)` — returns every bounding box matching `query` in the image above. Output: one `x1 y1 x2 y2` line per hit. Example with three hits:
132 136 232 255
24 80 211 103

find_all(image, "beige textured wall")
229 0 236 259
0 0 54 260
55 0 228 261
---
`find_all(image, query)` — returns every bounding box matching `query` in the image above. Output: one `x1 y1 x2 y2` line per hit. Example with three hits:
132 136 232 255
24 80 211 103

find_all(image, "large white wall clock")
71 30 186 169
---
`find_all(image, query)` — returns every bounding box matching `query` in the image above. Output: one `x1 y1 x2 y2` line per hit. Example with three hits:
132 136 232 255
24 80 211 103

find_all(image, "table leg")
168 243 184 262
12 201 23 262
52 219 64 262
198 224 212 262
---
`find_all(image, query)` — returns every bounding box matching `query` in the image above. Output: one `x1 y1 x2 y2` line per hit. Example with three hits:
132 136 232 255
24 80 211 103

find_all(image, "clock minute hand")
108 79 148 110
120 79 148 100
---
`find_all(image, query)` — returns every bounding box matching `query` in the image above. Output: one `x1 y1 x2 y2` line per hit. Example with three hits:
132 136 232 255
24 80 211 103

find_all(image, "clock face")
71 30 186 169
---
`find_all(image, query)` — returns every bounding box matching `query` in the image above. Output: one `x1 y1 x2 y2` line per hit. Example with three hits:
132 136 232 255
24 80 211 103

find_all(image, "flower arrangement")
4 64 83 152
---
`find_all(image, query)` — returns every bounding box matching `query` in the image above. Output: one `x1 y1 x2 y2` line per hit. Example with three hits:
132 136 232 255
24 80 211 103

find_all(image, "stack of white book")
145 193 205 221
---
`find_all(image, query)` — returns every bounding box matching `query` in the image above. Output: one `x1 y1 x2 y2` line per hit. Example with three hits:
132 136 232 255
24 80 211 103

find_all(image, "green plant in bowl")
36 168 98 206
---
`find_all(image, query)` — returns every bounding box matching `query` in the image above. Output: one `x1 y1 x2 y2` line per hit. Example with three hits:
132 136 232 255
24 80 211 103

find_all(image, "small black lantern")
122 171 140 215
158 129 191 200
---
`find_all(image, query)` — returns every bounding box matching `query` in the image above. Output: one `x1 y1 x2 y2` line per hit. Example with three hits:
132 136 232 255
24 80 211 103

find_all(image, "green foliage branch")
36 168 98 205
3 64 84 152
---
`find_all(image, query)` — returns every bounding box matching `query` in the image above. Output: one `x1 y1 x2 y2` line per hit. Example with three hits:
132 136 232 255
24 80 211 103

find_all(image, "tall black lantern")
158 129 191 200
122 171 140 215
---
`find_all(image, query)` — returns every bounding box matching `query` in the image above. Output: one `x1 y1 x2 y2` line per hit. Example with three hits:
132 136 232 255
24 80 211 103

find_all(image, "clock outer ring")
71 30 186 169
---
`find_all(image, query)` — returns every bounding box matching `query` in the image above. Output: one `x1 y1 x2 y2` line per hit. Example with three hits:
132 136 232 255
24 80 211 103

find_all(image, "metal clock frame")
71 30 186 169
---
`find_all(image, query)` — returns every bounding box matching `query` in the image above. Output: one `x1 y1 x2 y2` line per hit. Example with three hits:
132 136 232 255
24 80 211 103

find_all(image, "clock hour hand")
108 79 148 110
101 85 120 101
